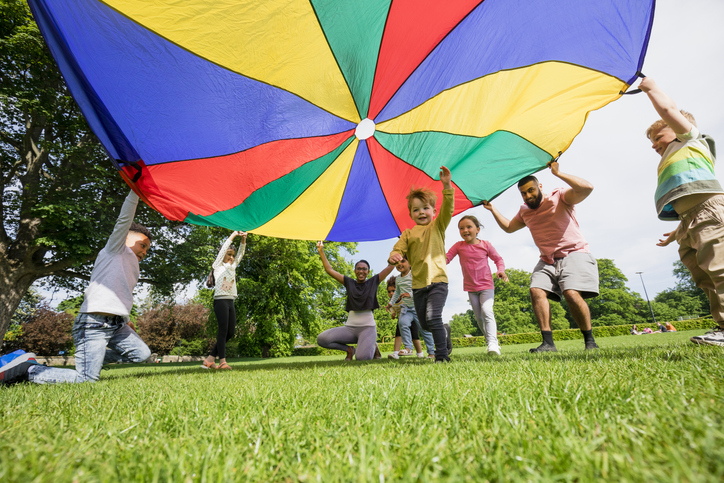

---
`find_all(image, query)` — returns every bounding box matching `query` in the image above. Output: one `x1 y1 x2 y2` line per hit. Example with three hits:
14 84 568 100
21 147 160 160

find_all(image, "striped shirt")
656 126 722 220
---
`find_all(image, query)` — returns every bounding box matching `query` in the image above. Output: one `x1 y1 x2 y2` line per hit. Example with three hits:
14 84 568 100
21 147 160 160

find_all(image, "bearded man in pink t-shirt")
482 161 599 352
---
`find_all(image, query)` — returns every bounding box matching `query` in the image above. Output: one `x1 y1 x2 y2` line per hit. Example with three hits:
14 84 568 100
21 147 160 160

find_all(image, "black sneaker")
529 343 557 353
585 341 599 350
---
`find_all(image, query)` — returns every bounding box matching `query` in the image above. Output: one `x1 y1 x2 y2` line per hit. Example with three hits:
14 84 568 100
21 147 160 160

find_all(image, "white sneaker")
690 327 724 347
487 348 501 356
387 352 400 360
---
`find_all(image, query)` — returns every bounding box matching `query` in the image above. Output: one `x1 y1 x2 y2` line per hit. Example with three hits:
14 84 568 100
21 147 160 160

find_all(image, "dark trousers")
211 299 236 359
413 283 449 361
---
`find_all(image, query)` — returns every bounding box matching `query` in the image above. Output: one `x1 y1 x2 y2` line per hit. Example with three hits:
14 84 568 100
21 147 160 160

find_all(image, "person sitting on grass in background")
482 162 600 353
1 190 152 385
631 324 641 335
386 258 436 360
389 166 455 363
639 77 724 348
446 215 508 356
201 230 247 371
316 241 394 361
666 322 677 332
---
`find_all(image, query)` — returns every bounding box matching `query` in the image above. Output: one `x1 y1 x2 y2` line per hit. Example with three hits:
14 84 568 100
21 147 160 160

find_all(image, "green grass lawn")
1 330 723 482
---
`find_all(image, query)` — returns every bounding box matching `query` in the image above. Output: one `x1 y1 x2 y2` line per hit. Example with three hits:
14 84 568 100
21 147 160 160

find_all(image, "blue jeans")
413 283 449 361
28 313 151 384
399 306 435 355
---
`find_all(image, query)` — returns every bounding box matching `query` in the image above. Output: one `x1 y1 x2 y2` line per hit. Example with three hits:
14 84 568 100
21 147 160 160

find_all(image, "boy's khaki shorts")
530 251 599 302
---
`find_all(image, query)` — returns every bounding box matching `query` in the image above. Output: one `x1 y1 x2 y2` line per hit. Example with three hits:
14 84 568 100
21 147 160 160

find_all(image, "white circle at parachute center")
355 118 375 140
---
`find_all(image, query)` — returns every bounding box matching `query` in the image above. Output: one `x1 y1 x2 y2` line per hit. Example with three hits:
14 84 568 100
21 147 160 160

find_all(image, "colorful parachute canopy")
29 0 654 241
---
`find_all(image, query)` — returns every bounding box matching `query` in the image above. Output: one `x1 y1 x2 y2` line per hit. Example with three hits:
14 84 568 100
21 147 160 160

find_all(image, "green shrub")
169 338 209 356
136 302 209 355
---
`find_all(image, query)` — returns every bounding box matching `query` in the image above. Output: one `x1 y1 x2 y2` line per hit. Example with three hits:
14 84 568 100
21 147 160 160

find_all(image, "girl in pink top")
446 215 508 355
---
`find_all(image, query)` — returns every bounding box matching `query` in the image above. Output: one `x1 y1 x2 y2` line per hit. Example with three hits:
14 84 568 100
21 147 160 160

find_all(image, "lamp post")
636 271 656 324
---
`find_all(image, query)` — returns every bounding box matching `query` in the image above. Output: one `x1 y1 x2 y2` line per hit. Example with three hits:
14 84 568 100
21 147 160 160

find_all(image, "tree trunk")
0 262 36 349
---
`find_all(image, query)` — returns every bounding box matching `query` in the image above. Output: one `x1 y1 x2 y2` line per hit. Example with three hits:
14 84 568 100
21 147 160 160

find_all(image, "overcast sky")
349 0 724 323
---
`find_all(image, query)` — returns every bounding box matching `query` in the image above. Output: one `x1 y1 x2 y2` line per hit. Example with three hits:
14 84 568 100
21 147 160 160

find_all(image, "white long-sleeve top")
212 234 246 299
79 191 140 318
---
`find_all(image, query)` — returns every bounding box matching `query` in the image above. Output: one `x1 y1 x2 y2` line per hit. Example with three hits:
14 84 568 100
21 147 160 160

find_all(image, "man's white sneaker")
690 327 724 347
387 352 400 360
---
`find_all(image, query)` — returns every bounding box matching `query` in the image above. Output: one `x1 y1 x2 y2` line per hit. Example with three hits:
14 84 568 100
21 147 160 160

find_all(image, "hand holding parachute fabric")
28 0 654 241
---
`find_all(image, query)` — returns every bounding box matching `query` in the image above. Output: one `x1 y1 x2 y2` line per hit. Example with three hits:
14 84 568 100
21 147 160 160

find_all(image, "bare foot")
345 346 355 361
373 345 381 359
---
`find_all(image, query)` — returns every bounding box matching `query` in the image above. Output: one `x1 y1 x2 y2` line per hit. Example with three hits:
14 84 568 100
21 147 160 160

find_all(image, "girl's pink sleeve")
486 241 506 272
446 242 459 264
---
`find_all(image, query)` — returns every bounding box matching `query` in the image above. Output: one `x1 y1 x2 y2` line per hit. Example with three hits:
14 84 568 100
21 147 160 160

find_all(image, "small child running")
386 259 436 359
446 215 508 355
388 166 454 363
640 77 724 347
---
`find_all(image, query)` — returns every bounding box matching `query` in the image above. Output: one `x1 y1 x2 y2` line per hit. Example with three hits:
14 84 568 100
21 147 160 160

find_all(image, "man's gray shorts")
530 252 599 302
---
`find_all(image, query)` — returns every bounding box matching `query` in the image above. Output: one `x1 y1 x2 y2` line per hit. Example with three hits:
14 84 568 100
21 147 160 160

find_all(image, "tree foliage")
587 259 647 326
194 235 358 357
0 3 222 342
486 268 567 333
449 310 482 338
658 260 709 316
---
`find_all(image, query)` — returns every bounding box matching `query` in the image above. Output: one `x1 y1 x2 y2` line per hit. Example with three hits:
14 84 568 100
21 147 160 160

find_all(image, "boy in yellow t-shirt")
388 166 454 362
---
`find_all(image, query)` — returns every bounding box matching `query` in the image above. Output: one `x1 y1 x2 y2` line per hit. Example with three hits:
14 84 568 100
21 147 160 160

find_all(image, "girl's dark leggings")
211 298 236 359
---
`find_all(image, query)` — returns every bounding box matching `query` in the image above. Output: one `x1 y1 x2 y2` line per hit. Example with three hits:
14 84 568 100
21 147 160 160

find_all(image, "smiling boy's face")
649 125 677 156
396 259 410 275
409 197 435 226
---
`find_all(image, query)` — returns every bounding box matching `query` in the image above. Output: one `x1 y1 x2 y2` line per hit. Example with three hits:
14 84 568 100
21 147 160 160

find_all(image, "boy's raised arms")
639 77 693 135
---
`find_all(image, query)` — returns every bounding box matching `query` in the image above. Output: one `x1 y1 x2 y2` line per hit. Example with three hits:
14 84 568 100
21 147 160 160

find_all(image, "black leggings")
211 299 236 359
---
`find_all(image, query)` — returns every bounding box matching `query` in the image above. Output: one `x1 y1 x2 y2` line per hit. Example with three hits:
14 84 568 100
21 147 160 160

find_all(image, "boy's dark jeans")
413 283 449 361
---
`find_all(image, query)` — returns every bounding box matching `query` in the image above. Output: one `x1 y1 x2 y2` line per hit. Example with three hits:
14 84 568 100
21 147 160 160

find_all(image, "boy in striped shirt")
641 77 724 346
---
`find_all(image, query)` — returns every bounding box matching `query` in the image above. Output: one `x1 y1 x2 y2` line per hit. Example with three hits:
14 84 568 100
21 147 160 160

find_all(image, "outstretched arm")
388 234 408 265
317 241 344 284
549 161 593 205
639 77 693 135
486 242 508 282
481 201 526 233
106 191 140 254
377 262 395 281
233 231 247 265
212 231 238 269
